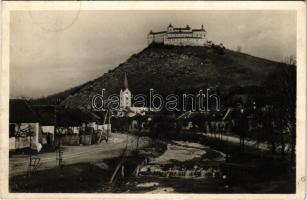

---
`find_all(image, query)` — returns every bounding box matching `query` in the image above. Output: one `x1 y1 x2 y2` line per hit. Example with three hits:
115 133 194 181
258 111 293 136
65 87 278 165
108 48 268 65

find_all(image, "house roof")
208 111 226 121
67 109 101 124
174 27 191 31
30 105 55 126
150 31 166 35
55 109 78 127
192 29 206 32
10 99 103 126
10 99 41 123
31 105 102 126
92 111 107 124
222 108 248 121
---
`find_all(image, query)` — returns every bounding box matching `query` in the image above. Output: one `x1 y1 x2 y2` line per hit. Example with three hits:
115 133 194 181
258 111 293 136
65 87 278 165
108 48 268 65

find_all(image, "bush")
212 45 225 55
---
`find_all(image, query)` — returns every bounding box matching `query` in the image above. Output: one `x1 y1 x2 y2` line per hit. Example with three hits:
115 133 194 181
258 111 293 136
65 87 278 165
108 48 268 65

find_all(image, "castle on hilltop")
148 24 212 47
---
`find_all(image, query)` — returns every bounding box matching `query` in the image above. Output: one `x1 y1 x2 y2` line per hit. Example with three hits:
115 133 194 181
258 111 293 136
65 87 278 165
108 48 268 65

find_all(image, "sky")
10 10 296 98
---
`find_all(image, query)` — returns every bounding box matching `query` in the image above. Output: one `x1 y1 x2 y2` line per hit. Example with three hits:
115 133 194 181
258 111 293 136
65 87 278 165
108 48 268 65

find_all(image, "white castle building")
148 24 212 47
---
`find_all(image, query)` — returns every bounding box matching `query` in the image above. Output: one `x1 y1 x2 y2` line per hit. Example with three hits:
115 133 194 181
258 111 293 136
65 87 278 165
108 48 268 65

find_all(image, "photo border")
1 1 306 199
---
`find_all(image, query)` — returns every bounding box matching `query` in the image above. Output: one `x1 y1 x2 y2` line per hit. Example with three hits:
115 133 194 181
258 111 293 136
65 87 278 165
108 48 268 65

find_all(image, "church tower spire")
120 72 131 109
124 72 128 90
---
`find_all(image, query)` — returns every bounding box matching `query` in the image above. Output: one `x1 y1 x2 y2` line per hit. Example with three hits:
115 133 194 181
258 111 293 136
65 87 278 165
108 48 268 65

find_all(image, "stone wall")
148 33 165 44
164 37 207 46
148 27 208 47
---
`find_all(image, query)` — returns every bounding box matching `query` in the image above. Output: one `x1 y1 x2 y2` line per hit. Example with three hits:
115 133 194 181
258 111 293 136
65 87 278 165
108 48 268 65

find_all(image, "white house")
9 99 42 151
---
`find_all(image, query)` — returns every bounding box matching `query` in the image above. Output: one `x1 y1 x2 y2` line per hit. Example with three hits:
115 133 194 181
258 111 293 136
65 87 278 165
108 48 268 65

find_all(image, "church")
119 73 132 108
147 24 212 47
118 73 149 117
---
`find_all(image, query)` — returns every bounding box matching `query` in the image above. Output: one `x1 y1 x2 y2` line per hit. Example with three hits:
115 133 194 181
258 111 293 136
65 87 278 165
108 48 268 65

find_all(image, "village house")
93 111 111 142
30 105 56 146
55 108 102 145
9 99 42 152
175 110 232 134
10 99 105 150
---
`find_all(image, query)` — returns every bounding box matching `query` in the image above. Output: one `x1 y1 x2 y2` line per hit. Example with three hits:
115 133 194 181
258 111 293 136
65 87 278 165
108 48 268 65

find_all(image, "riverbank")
111 132 295 193
9 132 295 193
197 134 295 193
110 140 227 193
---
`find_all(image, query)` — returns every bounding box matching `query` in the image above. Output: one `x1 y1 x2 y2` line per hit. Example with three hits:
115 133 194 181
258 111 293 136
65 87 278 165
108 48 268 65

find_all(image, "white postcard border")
1 1 306 200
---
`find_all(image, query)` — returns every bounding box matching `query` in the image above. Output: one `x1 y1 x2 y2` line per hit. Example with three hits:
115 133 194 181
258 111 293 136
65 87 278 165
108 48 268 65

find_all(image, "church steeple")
124 72 128 90
120 72 131 108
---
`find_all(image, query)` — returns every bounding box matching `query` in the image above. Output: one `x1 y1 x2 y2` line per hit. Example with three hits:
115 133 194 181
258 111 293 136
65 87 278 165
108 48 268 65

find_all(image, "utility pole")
107 109 111 143
98 109 110 143
23 98 36 176
54 99 63 168
28 130 33 175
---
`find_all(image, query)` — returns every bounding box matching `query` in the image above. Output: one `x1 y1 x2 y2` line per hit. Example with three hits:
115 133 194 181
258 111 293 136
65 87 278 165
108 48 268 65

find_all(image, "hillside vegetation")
32 44 294 109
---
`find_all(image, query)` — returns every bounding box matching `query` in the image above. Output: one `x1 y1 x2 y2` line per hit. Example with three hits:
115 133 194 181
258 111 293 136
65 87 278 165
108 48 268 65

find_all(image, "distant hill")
32 43 294 109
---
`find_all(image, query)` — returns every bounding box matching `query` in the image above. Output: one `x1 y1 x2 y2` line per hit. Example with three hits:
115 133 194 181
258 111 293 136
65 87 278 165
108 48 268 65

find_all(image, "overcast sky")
10 10 296 98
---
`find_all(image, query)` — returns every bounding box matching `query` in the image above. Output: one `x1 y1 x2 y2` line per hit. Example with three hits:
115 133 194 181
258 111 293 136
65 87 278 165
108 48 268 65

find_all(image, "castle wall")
164 37 207 46
192 31 206 38
148 25 208 47
148 33 165 44
167 33 193 38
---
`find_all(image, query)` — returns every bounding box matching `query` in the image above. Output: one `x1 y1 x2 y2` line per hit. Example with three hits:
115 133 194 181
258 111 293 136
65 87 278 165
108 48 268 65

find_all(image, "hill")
33 43 294 109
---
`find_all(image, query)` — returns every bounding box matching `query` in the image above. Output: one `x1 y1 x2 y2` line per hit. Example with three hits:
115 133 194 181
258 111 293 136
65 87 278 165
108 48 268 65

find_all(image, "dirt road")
10 133 150 177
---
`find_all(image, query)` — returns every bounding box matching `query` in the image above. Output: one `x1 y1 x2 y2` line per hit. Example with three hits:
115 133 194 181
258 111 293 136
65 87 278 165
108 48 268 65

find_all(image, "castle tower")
120 73 132 108
167 24 173 32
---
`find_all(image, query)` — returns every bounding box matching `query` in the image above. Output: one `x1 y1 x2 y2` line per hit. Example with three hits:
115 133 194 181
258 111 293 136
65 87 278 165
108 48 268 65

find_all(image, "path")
198 132 270 151
10 133 150 177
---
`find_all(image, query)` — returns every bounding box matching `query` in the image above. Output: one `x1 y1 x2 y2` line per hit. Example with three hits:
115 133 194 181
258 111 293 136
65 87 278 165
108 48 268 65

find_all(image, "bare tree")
284 55 296 65
237 45 242 52
264 64 296 163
